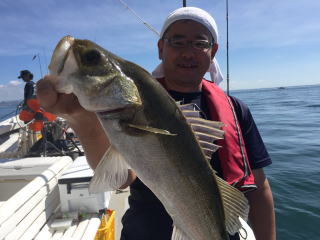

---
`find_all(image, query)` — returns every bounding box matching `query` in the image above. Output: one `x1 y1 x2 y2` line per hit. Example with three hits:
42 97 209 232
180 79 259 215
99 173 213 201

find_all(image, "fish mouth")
48 36 75 75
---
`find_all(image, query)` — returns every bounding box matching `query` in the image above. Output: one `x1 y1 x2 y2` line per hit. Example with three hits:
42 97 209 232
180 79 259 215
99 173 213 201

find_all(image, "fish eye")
83 49 101 65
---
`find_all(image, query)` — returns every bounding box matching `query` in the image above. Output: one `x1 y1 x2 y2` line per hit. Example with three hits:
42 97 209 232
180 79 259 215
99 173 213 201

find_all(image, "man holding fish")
37 6 275 240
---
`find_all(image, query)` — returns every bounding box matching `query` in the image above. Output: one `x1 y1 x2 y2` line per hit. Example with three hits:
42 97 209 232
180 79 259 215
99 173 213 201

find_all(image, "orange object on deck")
18 97 56 131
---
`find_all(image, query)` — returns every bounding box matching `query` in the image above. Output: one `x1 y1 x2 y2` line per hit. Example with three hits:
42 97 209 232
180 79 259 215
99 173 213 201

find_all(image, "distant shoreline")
230 83 320 93
0 83 319 103
0 100 21 107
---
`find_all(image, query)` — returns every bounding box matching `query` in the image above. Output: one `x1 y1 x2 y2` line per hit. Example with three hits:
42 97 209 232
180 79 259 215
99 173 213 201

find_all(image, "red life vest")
157 78 256 192
202 79 256 192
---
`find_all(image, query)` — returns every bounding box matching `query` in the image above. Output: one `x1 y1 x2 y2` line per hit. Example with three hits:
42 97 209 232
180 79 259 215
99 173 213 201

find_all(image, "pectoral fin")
171 226 192 240
127 123 177 136
89 145 129 193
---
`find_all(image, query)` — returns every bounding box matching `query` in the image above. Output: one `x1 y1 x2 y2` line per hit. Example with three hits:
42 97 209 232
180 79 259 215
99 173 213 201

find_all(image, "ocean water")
1 84 319 239
231 84 320 239
0 105 19 122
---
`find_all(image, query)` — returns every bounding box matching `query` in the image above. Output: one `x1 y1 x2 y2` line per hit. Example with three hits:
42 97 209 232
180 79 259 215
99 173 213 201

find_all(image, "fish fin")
179 103 224 137
171 226 192 240
127 123 177 136
179 103 224 127
199 141 221 153
178 102 200 111
89 146 129 193
187 117 224 129
195 132 223 144
191 123 224 139
198 142 221 159
216 176 250 235
180 109 201 118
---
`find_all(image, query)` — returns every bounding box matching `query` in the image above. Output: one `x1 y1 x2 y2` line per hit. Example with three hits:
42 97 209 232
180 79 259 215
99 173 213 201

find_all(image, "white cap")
152 7 224 85
160 7 218 44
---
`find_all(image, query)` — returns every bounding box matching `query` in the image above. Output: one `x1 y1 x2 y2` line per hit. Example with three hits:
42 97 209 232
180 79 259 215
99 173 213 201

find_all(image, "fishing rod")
118 0 159 36
42 47 49 75
32 53 43 78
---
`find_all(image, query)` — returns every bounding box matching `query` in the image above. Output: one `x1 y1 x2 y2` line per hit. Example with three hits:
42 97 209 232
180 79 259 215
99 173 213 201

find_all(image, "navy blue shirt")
121 91 271 240
24 81 35 103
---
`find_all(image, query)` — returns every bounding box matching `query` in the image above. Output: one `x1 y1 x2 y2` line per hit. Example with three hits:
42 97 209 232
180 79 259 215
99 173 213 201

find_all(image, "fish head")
49 35 142 113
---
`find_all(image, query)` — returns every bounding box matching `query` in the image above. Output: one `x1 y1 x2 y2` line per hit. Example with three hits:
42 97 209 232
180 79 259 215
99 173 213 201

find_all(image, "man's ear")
158 39 164 60
211 43 219 60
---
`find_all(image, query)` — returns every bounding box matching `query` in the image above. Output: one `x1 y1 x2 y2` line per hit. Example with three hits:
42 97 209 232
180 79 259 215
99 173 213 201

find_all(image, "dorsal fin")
181 110 201 118
195 132 221 144
178 103 225 162
199 141 221 153
178 103 200 111
187 117 224 129
202 147 217 160
191 123 224 139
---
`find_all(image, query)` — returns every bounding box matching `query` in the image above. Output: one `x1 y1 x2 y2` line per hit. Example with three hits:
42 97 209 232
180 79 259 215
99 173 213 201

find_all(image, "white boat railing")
0 156 73 239
0 124 40 159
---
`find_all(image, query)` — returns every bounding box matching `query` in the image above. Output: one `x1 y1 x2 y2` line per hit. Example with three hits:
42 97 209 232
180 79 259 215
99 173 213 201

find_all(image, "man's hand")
36 75 108 169
36 76 88 122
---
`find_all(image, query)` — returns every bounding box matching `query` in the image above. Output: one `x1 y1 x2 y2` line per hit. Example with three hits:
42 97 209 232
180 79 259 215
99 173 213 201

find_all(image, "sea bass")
48 36 250 240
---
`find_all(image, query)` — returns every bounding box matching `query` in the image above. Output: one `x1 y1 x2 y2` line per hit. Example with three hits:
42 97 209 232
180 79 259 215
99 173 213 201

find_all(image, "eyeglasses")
163 38 214 51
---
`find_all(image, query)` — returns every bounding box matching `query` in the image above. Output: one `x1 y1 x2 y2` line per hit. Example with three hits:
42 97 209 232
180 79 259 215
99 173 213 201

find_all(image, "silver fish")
48 36 250 240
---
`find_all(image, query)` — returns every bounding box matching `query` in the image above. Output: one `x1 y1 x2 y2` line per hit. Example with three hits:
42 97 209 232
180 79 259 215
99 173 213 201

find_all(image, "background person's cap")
18 70 32 79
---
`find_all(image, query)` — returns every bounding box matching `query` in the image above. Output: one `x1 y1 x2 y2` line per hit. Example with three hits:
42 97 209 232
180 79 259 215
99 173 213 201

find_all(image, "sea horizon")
0 83 319 104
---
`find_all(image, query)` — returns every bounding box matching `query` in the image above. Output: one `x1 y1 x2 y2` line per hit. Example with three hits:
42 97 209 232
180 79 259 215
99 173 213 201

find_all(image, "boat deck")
33 212 100 240
0 116 128 240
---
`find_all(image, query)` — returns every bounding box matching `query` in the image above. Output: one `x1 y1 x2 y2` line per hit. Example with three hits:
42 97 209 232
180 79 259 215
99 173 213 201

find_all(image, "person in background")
18 70 35 105
36 7 276 240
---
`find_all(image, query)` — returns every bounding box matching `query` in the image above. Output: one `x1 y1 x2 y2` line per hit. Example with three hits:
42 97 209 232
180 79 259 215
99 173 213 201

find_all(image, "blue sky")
0 0 319 101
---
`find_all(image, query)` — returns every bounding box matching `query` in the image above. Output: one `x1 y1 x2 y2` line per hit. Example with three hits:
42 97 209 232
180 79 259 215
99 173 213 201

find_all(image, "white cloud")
9 80 22 86
0 83 24 101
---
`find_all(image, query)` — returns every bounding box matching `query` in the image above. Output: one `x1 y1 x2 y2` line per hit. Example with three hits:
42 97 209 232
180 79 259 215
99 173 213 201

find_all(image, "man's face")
158 20 218 92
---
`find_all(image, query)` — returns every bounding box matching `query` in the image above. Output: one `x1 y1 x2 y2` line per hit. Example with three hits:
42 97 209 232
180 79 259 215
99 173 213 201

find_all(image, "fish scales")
99 60 227 239
48 36 249 240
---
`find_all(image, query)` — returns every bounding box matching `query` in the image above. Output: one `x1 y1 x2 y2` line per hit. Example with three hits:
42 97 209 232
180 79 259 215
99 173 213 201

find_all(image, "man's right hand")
36 75 109 169
36 76 89 122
